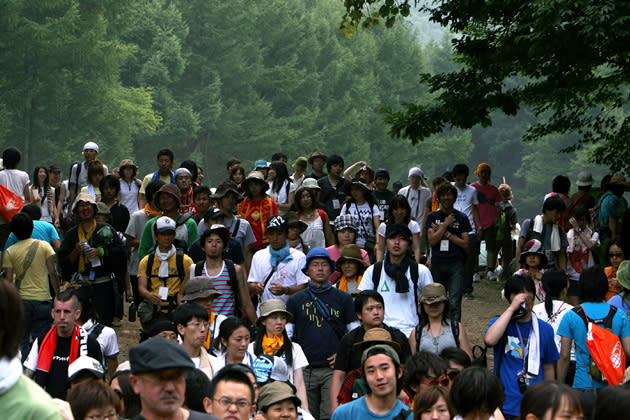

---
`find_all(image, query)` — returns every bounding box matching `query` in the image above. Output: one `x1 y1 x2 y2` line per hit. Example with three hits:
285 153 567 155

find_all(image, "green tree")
342 0 630 173
0 0 159 170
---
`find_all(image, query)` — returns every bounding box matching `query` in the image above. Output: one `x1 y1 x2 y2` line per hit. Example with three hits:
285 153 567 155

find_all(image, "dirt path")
116 279 507 364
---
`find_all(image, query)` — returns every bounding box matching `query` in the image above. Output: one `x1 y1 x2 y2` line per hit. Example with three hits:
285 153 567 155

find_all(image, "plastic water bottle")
82 240 101 267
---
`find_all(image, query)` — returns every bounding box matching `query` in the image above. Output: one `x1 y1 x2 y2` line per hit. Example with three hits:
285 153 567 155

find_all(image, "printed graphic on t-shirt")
506 336 525 359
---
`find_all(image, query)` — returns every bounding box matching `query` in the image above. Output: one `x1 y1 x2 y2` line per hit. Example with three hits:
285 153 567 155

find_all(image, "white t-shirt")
398 185 432 223
533 300 575 361
378 220 421 237
119 179 140 214
566 228 600 281
82 319 119 358
248 247 309 310
69 161 108 189
452 182 478 233
268 180 296 206
247 341 309 382
340 202 380 248
0 169 30 200
124 209 149 276
358 262 433 337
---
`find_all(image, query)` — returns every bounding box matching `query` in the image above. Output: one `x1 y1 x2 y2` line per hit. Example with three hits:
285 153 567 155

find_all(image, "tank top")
201 262 236 317
418 323 457 355
301 215 326 250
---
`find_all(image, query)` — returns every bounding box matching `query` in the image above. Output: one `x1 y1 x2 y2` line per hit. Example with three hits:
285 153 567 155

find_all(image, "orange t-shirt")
605 265 622 301
237 196 278 247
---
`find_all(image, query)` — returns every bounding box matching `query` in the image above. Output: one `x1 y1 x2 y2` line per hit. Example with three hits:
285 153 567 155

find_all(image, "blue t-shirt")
557 302 630 389
4 220 60 251
608 295 630 316
286 285 357 367
331 397 412 420
424 209 471 263
488 316 559 417
599 191 628 230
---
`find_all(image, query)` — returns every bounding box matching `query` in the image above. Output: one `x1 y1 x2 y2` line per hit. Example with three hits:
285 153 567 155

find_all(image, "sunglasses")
609 252 624 258
421 375 450 387
447 369 460 381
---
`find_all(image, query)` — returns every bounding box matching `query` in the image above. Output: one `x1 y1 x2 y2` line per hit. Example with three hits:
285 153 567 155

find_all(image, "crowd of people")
1 143 630 420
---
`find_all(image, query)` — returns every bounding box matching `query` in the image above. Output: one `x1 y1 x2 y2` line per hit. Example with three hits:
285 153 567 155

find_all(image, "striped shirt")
201 262 236 317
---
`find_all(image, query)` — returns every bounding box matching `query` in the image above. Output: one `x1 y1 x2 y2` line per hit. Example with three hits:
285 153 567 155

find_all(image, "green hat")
617 260 630 290
257 381 301 412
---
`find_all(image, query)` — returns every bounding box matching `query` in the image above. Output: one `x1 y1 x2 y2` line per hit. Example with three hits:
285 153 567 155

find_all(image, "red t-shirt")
471 182 502 229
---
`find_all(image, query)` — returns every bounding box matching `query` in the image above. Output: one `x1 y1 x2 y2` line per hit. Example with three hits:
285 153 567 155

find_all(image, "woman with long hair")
118 159 142 214
267 161 294 214
376 194 421 263
340 177 380 262
30 166 57 223
333 244 369 297
210 317 253 370
409 283 471 358
248 299 309 413
294 185 334 249
229 164 246 195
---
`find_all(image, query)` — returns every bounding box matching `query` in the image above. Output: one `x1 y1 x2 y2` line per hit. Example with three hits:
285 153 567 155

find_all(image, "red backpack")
573 305 626 385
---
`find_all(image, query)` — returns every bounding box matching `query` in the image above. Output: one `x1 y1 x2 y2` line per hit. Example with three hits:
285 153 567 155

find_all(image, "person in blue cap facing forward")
286 247 360 420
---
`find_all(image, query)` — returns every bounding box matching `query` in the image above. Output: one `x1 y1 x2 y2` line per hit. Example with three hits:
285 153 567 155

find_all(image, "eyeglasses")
308 262 330 268
447 369 460 381
421 375 450 387
609 252 624 258
86 412 118 420
188 321 210 329
213 397 252 409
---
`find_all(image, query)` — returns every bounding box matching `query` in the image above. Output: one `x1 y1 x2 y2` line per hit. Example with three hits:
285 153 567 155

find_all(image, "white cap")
154 216 176 233
68 356 105 381
175 167 192 178
83 141 99 153
408 167 425 179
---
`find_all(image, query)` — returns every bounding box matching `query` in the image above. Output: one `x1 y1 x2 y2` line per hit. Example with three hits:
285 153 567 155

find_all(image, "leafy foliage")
342 0 630 173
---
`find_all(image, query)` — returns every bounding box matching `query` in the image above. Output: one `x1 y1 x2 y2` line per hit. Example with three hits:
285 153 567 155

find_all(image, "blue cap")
302 248 335 274
253 160 269 170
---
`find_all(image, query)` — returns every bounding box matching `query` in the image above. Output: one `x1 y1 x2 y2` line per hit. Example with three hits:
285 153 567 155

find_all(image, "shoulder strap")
415 323 422 352
372 261 383 291
224 259 242 317
176 212 193 227
231 218 241 237
146 252 155 278
603 306 618 328
451 319 460 348
89 323 105 340
176 252 185 281
14 240 40 290
194 261 204 277
307 288 346 340
73 162 82 185
317 209 326 223
409 261 420 311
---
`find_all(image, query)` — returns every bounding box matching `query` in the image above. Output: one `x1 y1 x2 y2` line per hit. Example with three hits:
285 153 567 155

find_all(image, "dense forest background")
0 0 611 218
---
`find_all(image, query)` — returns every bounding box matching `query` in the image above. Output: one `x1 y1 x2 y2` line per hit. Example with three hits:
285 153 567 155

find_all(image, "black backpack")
414 319 460 353
145 250 186 313
194 259 241 318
